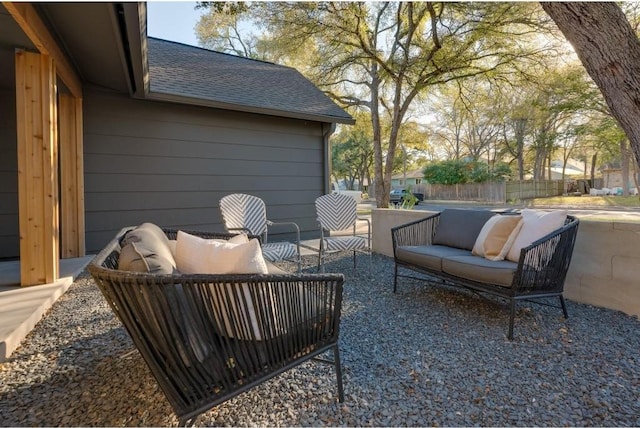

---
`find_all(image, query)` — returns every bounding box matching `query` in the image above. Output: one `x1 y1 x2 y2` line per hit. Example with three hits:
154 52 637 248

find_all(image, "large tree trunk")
541 2 640 169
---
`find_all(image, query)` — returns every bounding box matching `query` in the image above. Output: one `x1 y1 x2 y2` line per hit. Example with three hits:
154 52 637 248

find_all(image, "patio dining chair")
315 192 371 272
219 193 301 272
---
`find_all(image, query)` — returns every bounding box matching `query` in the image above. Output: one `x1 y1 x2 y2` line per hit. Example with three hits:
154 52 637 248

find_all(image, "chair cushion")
118 223 176 274
442 256 518 287
396 245 471 272
175 231 268 274
506 209 567 262
433 209 496 250
472 215 523 261
262 242 298 262
325 236 367 252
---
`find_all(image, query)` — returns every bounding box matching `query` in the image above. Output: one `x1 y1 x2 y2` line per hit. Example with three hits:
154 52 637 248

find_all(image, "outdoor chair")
88 227 345 425
220 193 301 272
315 192 371 272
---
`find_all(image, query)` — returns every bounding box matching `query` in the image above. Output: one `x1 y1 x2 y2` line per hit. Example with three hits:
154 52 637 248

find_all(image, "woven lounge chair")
220 193 301 272
88 227 344 425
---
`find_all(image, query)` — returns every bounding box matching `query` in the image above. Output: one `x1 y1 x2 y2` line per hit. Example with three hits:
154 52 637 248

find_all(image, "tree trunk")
621 139 630 196
590 153 597 183
514 118 526 180
541 2 640 169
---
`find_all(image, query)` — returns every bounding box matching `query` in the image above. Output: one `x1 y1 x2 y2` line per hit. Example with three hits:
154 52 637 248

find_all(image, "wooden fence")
411 179 574 203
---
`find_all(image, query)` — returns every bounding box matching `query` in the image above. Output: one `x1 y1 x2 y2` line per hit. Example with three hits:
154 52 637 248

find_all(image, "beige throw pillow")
506 209 567 262
175 231 268 274
472 215 523 261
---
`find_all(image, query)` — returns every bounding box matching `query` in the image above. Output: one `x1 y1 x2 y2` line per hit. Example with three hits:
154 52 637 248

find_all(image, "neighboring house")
0 2 353 286
548 159 586 180
391 169 424 189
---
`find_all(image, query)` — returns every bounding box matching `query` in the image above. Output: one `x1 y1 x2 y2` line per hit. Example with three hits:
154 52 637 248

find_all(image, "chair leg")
318 240 324 273
333 345 345 403
393 263 398 293
508 300 516 340
560 295 568 318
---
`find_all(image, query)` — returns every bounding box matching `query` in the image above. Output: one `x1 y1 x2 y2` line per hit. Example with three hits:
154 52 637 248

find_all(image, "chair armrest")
266 220 301 253
356 217 371 244
391 212 440 253
512 216 579 294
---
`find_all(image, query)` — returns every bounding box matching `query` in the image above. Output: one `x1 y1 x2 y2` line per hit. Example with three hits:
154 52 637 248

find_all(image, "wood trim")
15 50 59 286
59 94 85 258
4 2 82 98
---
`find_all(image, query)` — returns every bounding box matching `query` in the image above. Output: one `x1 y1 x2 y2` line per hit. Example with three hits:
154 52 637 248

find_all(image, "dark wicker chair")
88 228 345 426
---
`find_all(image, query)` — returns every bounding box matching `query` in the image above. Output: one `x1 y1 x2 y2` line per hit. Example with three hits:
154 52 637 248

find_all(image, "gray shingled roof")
146 37 354 124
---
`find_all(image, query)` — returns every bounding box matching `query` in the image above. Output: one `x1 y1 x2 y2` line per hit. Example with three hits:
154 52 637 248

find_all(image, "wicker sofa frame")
88 228 345 426
391 212 579 340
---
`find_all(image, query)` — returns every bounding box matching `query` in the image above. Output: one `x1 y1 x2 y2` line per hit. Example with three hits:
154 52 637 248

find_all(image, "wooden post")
15 50 59 286
59 93 85 258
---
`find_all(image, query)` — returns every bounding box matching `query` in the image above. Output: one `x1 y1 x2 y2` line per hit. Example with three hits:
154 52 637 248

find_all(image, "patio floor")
0 256 93 363
1 251 639 426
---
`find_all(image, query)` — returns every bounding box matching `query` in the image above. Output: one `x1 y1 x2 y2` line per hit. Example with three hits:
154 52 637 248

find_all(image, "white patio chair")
219 193 301 272
315 193 371 272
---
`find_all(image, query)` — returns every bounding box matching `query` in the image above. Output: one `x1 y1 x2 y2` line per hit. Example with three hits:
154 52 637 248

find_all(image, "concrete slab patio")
0 256 93 362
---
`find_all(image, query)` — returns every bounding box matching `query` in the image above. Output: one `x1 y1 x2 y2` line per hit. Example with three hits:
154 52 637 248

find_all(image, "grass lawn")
526 195 640 208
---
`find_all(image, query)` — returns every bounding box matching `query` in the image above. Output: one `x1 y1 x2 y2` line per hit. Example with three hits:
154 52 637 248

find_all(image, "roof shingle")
147 37 354 124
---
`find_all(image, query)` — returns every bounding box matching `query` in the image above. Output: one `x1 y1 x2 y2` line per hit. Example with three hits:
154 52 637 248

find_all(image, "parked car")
390 189 424 203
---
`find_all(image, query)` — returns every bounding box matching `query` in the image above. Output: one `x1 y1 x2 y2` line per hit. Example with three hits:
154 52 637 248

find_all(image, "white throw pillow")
472 215 523 261
175 231 268 274
506 209 567 262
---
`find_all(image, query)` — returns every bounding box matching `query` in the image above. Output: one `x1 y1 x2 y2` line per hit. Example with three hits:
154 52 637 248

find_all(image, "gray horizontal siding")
84 90 328 253
0 87 18 259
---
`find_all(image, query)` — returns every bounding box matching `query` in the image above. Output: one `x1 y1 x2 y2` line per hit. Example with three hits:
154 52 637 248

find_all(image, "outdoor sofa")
391 209 579 340
88 223 345 425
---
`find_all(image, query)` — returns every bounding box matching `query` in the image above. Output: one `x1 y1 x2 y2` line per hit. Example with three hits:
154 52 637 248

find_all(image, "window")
416 179 422 184
399 180 404 185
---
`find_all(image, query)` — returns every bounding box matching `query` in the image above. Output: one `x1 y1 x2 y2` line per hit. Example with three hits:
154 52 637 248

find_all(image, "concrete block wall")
371 208 640 318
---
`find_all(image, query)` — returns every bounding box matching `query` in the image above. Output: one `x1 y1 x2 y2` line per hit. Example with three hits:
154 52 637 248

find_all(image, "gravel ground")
1 252 640 427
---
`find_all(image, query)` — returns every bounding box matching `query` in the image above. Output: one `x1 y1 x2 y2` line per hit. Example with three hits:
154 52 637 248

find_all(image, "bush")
422 160 511 184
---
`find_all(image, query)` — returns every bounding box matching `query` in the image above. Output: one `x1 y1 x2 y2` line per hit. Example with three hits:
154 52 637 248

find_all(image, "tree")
197 2 554 207
541 2 640 170
331 115 374 191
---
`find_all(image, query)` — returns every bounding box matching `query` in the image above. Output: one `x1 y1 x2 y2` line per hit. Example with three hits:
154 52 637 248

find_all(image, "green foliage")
423 160 467 184
400 190 418 210
423 160 511 184
331 113 374 190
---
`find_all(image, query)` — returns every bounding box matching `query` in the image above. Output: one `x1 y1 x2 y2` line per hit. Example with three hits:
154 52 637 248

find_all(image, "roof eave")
146 91 356 125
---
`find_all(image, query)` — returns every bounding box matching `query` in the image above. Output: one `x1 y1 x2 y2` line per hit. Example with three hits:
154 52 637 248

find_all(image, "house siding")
84 90 327 253
0 46 19 258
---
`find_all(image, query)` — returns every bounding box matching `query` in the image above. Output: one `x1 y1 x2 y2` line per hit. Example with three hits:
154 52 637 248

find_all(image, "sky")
146 1 202 47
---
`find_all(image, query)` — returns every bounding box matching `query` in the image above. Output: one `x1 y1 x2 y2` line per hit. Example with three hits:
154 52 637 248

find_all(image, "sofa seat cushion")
433 209 497 250
442 256 518 287
396 245 471 272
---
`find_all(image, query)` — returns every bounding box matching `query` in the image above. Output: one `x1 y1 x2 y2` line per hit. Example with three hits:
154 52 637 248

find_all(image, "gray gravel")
1 252 640 427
